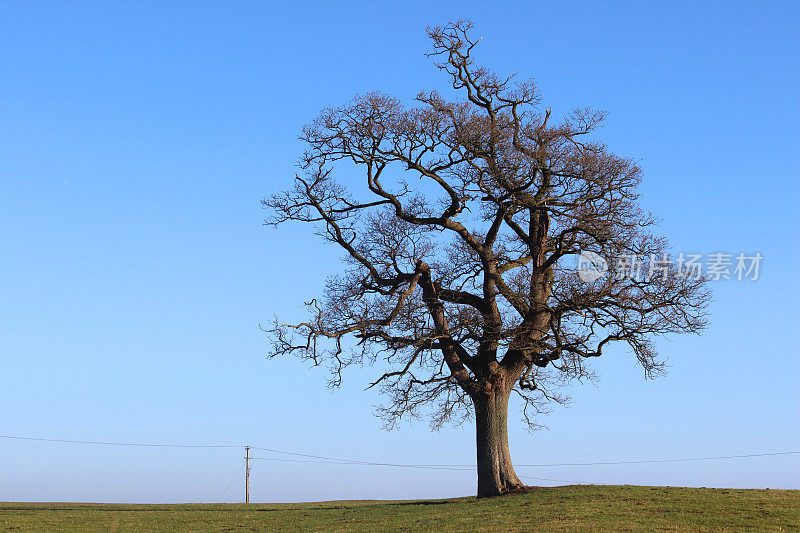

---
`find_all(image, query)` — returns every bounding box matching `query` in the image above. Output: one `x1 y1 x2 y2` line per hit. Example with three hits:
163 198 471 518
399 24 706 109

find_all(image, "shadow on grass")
0 507 253 512
253 500 452 513
393 501 451 506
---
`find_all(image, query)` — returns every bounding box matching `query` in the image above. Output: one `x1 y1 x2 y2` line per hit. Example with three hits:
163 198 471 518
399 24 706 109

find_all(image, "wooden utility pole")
245 446 251 504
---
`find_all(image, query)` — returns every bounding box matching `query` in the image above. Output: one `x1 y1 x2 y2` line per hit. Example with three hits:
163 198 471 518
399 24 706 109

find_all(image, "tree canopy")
264 20 709 469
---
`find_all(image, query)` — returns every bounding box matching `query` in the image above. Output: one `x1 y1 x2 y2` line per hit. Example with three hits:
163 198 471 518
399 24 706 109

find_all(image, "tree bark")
473 384 525 497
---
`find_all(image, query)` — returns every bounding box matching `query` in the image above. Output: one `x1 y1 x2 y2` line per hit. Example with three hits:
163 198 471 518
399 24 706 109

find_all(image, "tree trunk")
473 385 525 497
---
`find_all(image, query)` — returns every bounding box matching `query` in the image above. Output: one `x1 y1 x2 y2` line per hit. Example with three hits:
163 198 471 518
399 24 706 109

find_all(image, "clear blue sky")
1 1 798 503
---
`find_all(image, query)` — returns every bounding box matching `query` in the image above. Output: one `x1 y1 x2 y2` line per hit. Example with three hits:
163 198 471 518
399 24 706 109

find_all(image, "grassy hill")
1 485 798 532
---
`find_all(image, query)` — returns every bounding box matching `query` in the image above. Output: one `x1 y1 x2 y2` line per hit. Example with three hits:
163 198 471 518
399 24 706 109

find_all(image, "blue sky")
1 1 798 503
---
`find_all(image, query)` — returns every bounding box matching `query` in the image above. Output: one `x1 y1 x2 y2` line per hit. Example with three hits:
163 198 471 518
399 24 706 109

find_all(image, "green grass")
1 485 798 532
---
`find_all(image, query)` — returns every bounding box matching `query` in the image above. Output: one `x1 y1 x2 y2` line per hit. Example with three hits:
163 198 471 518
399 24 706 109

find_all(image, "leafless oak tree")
264 21 710 498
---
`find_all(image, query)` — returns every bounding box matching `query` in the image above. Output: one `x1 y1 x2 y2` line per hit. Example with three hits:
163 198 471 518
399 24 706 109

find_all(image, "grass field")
1 485 798 532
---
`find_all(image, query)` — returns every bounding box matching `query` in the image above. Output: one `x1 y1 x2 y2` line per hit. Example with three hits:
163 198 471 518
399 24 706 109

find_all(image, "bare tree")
264 20 710 498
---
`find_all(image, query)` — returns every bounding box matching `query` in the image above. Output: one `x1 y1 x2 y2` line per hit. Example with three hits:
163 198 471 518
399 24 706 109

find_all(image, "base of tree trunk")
476 484 533 499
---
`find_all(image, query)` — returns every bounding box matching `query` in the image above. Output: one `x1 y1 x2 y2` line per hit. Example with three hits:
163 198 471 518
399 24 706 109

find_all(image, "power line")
251 456 475 471
252 446 800 469
217 464 245 501
1 434 797 469
252 446 377 465
519 475 588 484
6 433 795 498
0 434 241 448
250 456 591 484
514 451 800 467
